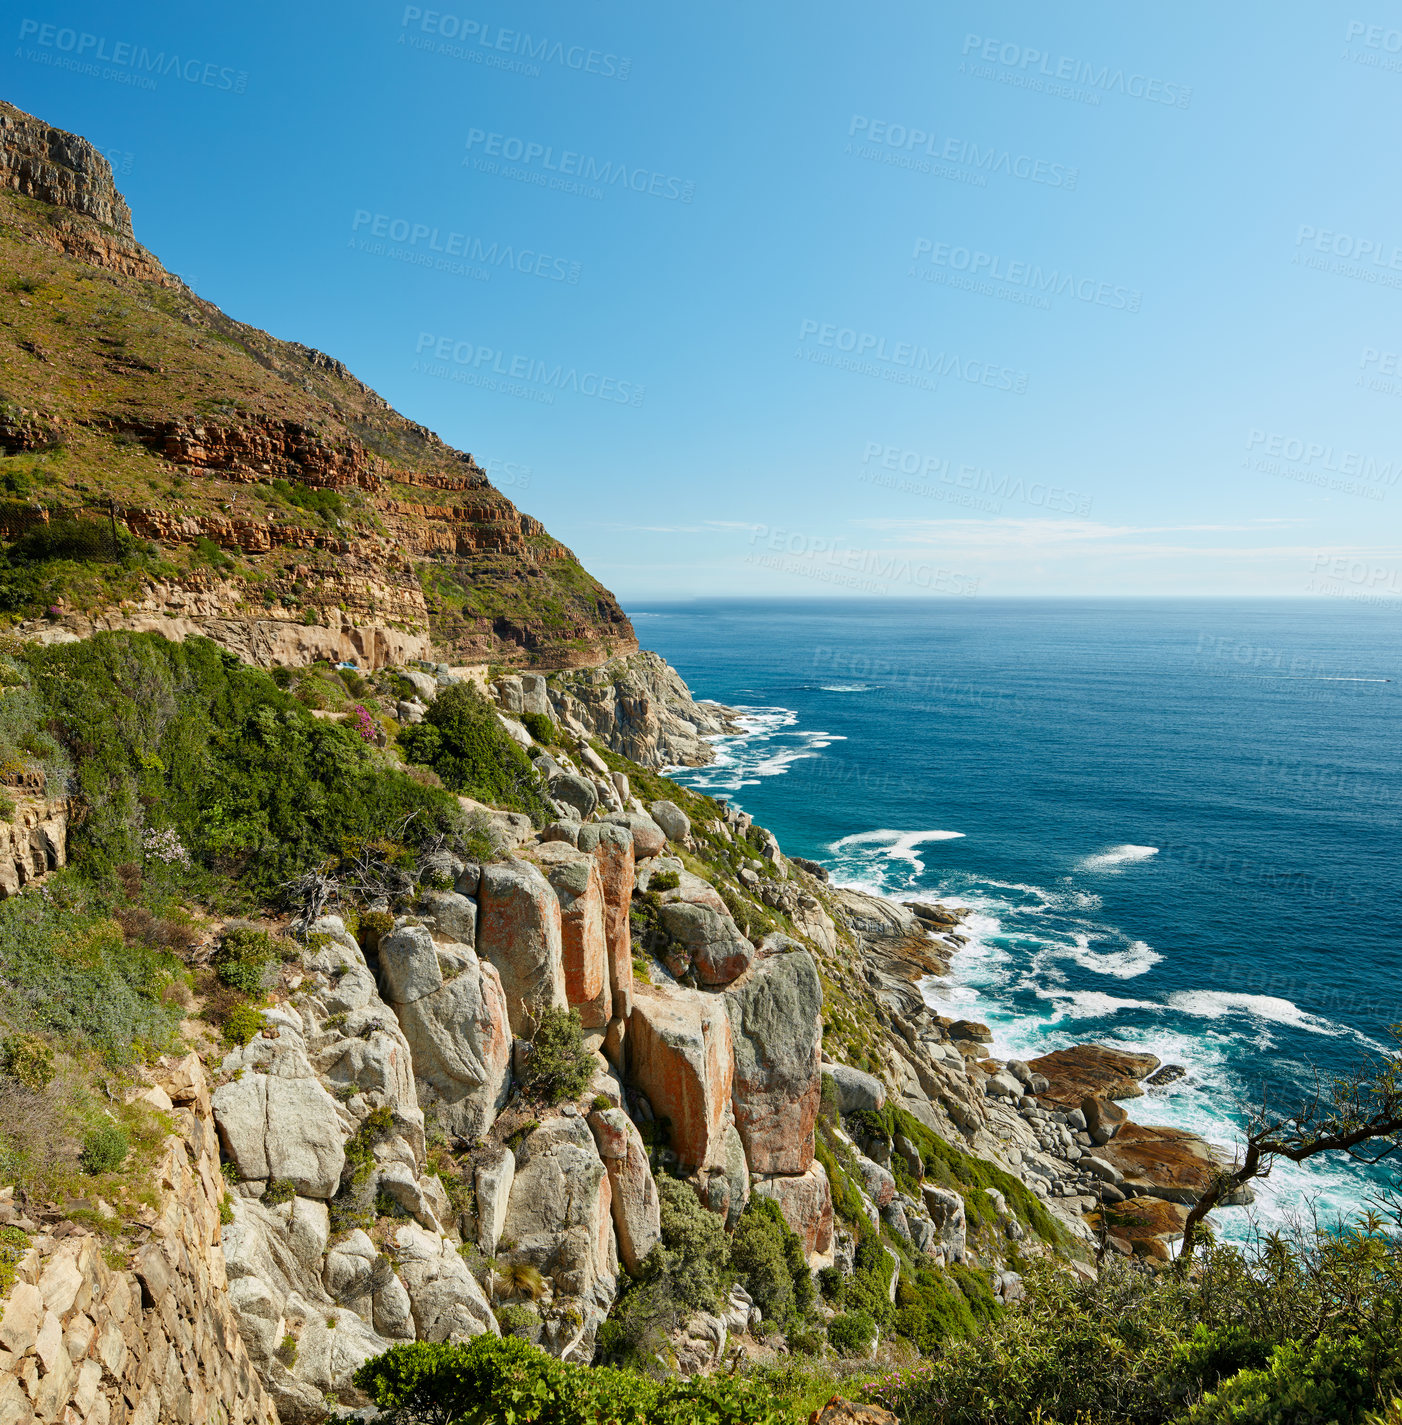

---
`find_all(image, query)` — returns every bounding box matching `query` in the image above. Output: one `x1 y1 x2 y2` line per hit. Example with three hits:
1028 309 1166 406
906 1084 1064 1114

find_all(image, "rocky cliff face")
0 1053 277 1425
517 652 745 767
0 101 636 670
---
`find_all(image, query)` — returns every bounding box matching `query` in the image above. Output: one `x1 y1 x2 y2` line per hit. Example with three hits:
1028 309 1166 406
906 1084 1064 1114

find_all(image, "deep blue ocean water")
629 598 1402 1239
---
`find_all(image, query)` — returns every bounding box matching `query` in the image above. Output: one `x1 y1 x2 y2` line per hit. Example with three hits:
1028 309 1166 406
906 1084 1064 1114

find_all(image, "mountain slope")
0 100 636 668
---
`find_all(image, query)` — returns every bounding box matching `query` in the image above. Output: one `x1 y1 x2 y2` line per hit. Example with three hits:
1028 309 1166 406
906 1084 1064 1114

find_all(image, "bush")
214 925 277 992
23 632 463 903
355 1335 793 1425
80 1121 129 1174
828 1312 877 1356
222 1002 264 1046
519 1007 594 1104
0 1034 55 1092
397 682 551 823
0 887 181 1063
520 711 556 745
731 1195 814 1325
264 1178 297 1207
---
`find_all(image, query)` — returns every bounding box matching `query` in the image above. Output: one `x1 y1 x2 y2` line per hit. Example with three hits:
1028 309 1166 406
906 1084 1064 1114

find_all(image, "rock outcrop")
0 788 66 899
726 948 824 1175
628 985 735 1172
543 653 743 767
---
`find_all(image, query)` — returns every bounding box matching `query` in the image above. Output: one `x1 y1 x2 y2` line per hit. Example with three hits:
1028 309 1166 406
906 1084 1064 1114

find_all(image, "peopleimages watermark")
959 34 1192 109
859 442 1092 516
398 7 630 80
463 131 694 203
909 238 1140 314
1242 429 1399 502
16 19 248 92
1304 553 1402 611
813 646 1023 714
1209 956 1382 1019
845 116 1078 190
795 320 1029 396
1293 224 1402 289
349 210 581 285
1342 19 1402 72
1192 631 1388 700
411 332 644 407
102 147 134 177
481 457 530 491
1356 345 1402 400
744 527 979 596
1160 839 1367 909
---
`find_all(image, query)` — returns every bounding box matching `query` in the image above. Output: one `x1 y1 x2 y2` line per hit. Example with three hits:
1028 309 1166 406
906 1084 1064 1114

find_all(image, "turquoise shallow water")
629 598 1402 1238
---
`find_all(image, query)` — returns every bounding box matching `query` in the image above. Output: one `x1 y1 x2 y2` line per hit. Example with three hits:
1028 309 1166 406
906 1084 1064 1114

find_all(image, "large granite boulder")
477 861 567 1036
392 1223 498 1341
378 924 443 1004
822 1062 886 1114
551 772 598 819
418 890 477 947
501 1115 618 1356
725 948 823 1174
390 951 512 1140
213 1055 346 1199
588 1107 661 1274
921 1184 967 1264
578 823 635 1021
604 810 667 859
533 843 611 1028
658 902 754 987
628 984 734 1172
1025 1044 1159 1106
649 800 691 843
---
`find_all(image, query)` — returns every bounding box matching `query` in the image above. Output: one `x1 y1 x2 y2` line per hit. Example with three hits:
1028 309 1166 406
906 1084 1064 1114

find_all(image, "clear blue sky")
7 2 1402 601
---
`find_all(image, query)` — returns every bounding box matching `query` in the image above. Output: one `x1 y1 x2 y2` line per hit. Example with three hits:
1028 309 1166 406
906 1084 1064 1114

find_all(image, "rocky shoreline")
523 651 1249 1264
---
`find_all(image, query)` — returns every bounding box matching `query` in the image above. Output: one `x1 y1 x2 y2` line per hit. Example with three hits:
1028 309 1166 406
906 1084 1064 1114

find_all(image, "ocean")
629 598 1402 1239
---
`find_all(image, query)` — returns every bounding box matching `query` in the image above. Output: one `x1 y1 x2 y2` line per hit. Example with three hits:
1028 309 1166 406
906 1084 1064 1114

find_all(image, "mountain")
0 100 636 669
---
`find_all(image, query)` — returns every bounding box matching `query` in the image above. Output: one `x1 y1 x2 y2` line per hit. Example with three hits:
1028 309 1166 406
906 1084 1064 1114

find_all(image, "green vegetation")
520 711 557 744
23 632 462 902
519 1008 595 1104
398 681 551 824
213 926 279 993
79 1121 129 1174
730 1196 814 1324
355 1335 794 1425
868 1226 1402 1425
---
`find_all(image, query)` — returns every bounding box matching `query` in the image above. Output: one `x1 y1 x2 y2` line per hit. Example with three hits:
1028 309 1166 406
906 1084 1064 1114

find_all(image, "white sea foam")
819 683 872 692
1059 932 1162 979
1077 843 1160 872
829 828 966 879
1164 990 1348 1037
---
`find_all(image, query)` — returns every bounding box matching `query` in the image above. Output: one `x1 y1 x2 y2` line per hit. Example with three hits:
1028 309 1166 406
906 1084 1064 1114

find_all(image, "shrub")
354 1335 793 1425
222 1002 264 1046
23 632 461 903
214 925 278 993
731 1195 814 1325
0 1226 29 1295
0 889 181 1063
650 869 680 892
0 1035 55 1092
276 1332 298 1368
520 711 556 744
80 1121 129 1174
397 682 551 823
519 1008 594 1104
264 1178 297 1207
828 1312 877 1356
